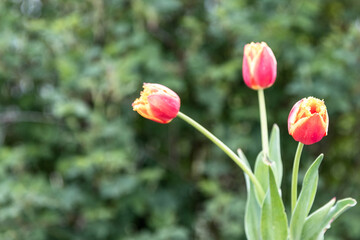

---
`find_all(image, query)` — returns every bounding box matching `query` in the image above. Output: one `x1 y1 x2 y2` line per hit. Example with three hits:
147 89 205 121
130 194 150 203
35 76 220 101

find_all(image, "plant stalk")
177 111 265 200
258 89 269 160
291 142 304 212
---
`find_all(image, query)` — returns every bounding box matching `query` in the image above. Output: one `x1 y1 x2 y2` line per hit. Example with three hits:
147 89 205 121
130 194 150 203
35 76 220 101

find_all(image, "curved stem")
258 89 269 159
177 111 265 200
291 142 304 212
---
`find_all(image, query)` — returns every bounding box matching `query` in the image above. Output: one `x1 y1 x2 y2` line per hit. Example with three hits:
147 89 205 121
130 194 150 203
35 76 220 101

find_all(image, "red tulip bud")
242 42 277 90
288 97 329 145
132 83 180 124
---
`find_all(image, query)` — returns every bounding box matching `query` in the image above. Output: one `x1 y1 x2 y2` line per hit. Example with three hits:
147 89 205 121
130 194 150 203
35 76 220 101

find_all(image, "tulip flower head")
288 97 329 145
242 42 277 90
132 83 180 124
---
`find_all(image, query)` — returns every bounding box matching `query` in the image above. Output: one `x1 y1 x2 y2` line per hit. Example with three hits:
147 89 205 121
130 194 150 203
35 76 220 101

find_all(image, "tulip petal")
291 114 327 145
253 46 277 89
148 94 180 124
288 99 304 134
242 52 253 88
134 103 155 122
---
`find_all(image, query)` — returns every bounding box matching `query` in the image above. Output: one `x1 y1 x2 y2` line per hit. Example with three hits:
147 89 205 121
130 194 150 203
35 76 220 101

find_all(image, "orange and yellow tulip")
132 83 180 124
242 42 277 90
288 97 329 145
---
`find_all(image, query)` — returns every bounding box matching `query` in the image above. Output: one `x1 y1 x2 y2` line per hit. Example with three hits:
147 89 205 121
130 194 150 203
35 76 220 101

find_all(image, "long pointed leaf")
315 198 357 239
237 148 251 172
260 167 288 240
254 151 268 204
245 178 262 240
238 149 261 240
301 198 336 240
290 154 324 240
307 173 319 214
269 124 283 187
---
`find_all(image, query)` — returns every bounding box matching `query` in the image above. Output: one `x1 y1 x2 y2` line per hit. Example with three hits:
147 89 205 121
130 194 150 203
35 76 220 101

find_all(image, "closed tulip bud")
288 97 329 145
132 83 180 124
242 42 277 90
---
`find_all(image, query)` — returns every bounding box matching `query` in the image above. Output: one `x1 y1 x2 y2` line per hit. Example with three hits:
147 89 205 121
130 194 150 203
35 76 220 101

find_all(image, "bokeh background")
0 0 359 239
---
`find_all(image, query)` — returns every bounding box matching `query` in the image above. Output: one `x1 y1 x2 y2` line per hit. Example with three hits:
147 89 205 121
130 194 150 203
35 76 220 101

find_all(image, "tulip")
288 97 329 145
242 42 277 90
132 83 180 124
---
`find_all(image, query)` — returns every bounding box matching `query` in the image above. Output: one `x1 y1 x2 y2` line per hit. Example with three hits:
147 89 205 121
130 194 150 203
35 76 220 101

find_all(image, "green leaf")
254 151 269 204
238 149 261 240
245 182 261 240
260 167 288 240
268 124 283 187
307 173 319 214
237 148 251 172
301 198 336 240
290 154 324 240
314 198 357 239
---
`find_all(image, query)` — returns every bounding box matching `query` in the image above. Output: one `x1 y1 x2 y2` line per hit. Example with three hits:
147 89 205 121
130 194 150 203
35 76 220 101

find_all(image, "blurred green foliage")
0 0 359 239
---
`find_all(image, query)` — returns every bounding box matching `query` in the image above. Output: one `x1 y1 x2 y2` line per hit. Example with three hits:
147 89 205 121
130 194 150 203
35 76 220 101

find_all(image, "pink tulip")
132 83 180 124
288 97 329 145
242 42 277 90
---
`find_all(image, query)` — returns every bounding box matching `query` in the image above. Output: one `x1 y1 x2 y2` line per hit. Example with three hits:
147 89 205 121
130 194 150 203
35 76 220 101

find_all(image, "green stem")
291 142 304 212
258 89 269 159
177 111 265 200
